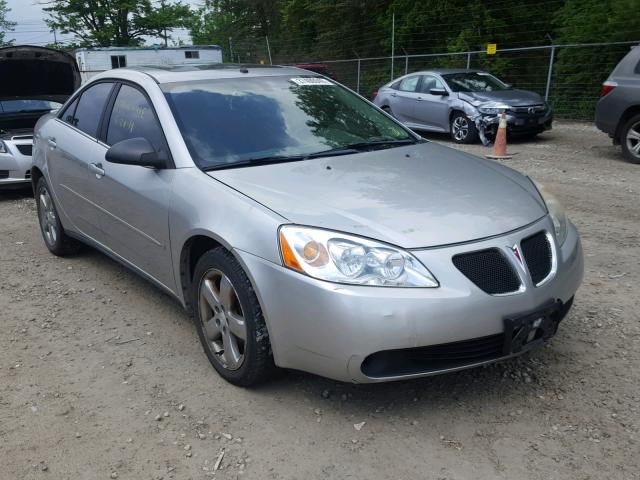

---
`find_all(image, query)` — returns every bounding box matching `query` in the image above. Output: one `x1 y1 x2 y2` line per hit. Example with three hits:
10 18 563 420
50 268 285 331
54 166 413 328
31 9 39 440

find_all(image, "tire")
620 113 640 164
35 177 82 256
450 112 478 144
191 247 276 386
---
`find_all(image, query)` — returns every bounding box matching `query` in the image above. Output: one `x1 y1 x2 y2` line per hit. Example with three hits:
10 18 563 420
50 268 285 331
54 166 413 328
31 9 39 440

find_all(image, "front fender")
169 168 286 304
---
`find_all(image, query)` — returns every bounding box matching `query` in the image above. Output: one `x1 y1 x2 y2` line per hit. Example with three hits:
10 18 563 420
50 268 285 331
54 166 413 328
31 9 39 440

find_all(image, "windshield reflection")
163 75 411 169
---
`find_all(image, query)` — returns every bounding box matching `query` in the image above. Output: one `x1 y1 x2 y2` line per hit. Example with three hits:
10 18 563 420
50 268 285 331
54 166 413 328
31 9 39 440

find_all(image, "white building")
75 45 223 81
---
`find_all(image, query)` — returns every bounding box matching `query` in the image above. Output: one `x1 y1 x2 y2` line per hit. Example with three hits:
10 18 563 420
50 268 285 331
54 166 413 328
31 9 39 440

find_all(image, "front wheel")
450 112 478 144
191 247 276 386
620 114 640 164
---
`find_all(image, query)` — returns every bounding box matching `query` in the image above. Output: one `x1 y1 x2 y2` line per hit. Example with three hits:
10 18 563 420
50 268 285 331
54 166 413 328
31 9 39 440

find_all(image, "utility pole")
390 12 395 81
265 36 272 65
228 37 234 63
161 0 168 47
52 28 58 47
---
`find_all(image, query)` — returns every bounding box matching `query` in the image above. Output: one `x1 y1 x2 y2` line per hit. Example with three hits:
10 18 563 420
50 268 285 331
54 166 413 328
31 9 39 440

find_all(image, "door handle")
390 92 397 97
416 97 423 101
47 137 57 148
89 162 105 178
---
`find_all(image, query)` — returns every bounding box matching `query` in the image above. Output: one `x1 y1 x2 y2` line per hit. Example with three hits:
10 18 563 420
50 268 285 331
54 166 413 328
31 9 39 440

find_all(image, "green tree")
190 0 282 62
43 0 193 47
0 0 16 46
552 0 640 117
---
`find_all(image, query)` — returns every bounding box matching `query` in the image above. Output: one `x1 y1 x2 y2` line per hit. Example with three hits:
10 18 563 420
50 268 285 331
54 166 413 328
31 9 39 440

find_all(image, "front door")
413 75 450 132
86 83 176 292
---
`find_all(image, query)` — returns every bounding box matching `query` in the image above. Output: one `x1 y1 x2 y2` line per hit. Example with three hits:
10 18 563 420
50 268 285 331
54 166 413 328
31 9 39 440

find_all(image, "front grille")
508 104 546 115
0 170 8 179
453 248 521 294
521 231 552 285
16 144 33 156
361 333 504 377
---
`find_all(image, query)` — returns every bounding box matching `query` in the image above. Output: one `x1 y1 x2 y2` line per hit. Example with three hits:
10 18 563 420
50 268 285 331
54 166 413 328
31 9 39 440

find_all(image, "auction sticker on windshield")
290 77 333 86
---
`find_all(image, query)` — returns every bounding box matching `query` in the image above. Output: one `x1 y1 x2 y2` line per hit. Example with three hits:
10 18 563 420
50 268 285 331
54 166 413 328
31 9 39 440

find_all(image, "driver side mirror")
429 88 449 96
105 137 168 169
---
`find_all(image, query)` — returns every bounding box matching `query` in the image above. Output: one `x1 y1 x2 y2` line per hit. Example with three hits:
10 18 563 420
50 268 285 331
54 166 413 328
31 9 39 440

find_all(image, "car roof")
410 68 483 76
93 64 315 84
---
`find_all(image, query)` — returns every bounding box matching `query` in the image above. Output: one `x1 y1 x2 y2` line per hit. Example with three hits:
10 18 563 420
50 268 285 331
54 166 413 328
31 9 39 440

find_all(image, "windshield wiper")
342 138 419 151
202 138 419 172
203 147 361 171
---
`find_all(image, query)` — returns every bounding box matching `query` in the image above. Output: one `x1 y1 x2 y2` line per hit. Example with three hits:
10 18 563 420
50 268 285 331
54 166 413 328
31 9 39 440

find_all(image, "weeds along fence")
299 41 638 120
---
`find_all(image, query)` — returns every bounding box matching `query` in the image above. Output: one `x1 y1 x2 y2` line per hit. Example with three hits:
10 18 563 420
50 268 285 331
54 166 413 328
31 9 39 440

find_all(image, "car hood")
0 46 81 103
459 89 544 106
209 142 546 249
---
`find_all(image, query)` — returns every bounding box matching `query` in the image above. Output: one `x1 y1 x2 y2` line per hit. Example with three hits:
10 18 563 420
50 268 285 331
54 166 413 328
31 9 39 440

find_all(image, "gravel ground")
1 121 638 480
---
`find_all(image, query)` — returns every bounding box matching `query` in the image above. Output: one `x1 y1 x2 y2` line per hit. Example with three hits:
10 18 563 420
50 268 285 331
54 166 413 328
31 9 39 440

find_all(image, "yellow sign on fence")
487 43 497 55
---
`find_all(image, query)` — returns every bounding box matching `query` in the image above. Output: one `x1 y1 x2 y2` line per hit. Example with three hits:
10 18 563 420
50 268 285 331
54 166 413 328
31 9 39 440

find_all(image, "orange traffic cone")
486 112 513 159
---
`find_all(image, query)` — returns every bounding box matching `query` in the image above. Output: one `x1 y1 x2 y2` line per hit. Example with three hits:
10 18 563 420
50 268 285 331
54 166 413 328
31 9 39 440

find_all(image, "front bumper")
0 141 33 186
237 215 583 383
480 110 553 134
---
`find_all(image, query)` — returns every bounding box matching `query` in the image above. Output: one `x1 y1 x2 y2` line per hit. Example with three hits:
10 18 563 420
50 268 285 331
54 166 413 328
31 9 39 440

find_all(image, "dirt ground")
1 120 638 480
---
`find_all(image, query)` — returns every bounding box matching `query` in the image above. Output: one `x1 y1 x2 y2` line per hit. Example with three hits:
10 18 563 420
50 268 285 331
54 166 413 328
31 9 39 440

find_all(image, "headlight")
278 225 439 287
478 102 511 115
0 140 7 153
532 180 568 245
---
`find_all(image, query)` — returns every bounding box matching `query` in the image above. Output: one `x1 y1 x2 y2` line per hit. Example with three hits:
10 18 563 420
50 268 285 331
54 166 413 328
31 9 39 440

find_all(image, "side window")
107 85 166 153
420 75 445 93
390 79 402 90
398 76 420 92
73 82 114 137
60 97 79 126
185 51 199 59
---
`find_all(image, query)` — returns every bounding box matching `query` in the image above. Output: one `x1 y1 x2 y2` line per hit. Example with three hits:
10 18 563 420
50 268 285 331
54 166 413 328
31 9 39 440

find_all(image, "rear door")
46 82 115 236
389 75 422 124
86 83 176 291
413 75 450 131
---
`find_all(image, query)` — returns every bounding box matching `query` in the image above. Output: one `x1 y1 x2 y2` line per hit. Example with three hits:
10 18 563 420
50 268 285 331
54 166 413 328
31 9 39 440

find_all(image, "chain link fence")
304 41 638 120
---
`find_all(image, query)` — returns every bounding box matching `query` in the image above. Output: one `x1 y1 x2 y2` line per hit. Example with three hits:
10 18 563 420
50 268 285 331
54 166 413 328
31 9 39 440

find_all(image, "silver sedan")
373 69 553 144
32 66 582 385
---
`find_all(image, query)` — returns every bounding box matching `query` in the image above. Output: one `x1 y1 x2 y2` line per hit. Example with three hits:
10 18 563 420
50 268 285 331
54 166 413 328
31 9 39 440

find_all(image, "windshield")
442 72 510 93
162 75 413 169
0 100 62 113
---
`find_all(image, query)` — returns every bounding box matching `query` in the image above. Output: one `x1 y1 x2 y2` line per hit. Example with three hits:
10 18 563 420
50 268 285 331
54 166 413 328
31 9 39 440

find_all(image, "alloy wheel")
39 187 58 246
625 120 640 159
452 116 469 141
198 269 247 371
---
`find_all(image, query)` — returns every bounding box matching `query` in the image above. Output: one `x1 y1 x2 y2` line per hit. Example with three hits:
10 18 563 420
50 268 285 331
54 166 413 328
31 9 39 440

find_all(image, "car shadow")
0 185 33 200
57 226 562 415
416 129 555 147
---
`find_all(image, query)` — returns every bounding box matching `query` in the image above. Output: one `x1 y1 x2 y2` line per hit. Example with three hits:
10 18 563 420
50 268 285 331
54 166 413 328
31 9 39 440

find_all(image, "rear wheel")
450 112 478 144
191 247 276 386
36 177 82 256
620 114 640 164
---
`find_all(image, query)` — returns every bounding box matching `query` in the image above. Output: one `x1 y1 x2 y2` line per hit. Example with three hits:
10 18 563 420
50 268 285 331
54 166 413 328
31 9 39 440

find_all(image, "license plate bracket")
503 303 559 355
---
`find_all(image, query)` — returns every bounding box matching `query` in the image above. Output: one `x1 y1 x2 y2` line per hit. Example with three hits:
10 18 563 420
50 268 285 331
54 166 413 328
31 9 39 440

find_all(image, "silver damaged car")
373 69 553 144
32 65 583 385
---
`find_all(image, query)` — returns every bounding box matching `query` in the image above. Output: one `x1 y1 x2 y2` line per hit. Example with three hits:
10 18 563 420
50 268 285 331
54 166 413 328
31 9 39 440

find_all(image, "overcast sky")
4 0 205 46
